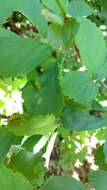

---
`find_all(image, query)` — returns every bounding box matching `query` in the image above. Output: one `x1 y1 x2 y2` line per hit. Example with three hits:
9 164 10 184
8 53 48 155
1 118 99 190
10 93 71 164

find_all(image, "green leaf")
60 71 98 104
103 140 107 163
94 145 107 171
7 115 57 136
42 0 68 18
42 176 86 190
61 17 79 47
0 128 15 162
0 164 33 190
62 103 107 131
32 162 45 186
0 0 47 37
0 28 52 77
97 0 107 8
43 9 63 26
22 135 41 152
88 170 107 190
8 149 45 184
97 52 107 80
75 18 106 78
47 24 63 48
68 0 94 17
23 62 63 115
47 18 78 48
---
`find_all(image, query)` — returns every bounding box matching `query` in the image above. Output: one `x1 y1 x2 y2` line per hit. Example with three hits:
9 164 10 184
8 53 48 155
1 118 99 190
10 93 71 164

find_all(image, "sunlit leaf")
7 115 57 136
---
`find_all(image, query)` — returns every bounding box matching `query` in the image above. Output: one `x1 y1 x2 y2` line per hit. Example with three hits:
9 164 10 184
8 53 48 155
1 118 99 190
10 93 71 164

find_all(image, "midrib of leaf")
55 0 65 16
